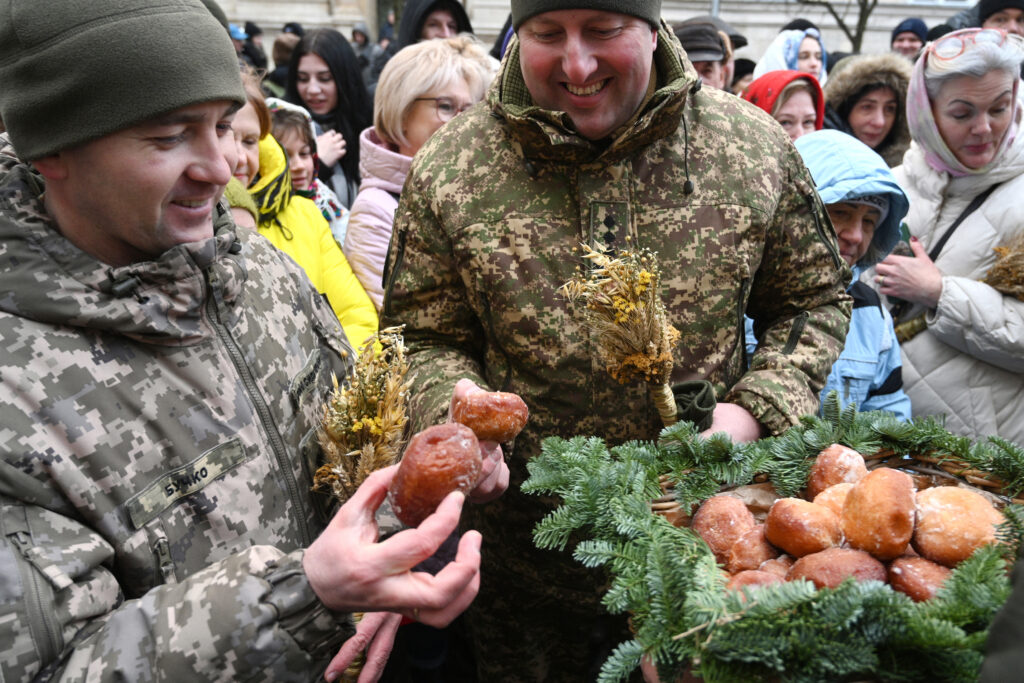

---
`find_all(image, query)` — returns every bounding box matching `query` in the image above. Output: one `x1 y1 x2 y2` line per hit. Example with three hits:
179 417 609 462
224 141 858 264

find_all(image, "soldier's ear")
31 153 70 181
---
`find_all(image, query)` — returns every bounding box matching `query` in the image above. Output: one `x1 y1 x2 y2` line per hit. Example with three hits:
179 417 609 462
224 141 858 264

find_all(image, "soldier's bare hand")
700 402 766 443
303 466 481 627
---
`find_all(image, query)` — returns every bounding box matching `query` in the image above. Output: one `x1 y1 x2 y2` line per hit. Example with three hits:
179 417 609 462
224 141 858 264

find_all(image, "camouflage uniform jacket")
0 136 355 682
381 28 850 598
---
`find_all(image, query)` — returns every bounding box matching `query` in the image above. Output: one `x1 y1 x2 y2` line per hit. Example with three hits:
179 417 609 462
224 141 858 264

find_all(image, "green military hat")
0 0 245 160
511 0 662 29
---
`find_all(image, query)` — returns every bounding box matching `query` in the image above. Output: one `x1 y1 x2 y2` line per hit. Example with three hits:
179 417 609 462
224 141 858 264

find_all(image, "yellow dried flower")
312 326 410 502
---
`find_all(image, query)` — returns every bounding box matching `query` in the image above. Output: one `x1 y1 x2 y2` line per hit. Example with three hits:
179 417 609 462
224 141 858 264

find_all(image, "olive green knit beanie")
0 0 246 160
511 0 662 29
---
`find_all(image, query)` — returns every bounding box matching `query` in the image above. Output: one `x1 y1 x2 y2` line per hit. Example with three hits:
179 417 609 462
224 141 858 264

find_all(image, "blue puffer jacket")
748 130 911 419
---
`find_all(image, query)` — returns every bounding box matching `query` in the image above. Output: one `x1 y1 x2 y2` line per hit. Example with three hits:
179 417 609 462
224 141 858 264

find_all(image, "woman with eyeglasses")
285 28 373 210
869 27 1024 446
343 35 495 311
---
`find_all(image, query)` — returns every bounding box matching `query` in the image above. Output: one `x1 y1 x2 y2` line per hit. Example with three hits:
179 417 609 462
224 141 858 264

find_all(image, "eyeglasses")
930 28 1007 60
414 96 472 122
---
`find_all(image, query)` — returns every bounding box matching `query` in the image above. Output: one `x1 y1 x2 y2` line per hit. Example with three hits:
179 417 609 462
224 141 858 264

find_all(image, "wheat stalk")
313 326 410 502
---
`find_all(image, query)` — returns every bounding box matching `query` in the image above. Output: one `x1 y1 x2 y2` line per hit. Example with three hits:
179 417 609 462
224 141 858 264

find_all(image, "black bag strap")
926 181 1002 261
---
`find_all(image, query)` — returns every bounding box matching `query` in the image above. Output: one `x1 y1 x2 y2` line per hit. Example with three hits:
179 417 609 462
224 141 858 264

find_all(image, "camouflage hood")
0 134 246 345
488 22 697 166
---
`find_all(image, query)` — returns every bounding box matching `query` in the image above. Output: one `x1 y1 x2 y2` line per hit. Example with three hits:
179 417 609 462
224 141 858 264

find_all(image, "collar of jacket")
489 21 697 166
0 135 247 346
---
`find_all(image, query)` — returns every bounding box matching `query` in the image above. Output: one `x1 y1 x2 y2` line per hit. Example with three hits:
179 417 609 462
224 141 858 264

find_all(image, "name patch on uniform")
289 349 324 409
126 439 246 529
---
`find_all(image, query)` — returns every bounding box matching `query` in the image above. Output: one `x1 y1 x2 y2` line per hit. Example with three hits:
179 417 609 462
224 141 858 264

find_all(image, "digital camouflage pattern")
381 23 851 680
0 135 356 682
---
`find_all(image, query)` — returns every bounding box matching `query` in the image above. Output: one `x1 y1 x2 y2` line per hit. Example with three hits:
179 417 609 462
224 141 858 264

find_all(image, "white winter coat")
889 134 1024 444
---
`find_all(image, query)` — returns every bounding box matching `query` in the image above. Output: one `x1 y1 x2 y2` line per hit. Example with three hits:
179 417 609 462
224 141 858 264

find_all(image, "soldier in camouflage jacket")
0 2 494 681
380 5 852 680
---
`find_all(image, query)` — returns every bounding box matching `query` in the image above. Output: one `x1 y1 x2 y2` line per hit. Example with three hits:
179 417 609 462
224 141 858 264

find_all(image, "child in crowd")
268 98 351 246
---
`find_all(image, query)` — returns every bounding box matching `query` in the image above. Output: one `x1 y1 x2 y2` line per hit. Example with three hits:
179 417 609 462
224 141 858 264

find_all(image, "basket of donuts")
522 394 1024 683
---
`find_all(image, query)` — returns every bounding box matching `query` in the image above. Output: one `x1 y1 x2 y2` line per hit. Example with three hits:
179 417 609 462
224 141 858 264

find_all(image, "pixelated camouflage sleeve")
0 496 351 683
380 174 489 435
724 144 852 434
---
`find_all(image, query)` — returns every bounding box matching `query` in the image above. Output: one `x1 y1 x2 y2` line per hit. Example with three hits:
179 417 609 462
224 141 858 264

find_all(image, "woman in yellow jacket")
231 68 378 351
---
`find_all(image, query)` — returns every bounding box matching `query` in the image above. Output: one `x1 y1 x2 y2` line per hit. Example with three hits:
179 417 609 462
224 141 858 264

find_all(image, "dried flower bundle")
313 326 410 502
560 242 680 426
983 231 1024 302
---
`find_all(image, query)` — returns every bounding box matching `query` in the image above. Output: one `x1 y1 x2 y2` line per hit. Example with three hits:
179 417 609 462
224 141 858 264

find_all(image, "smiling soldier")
379 0 852 679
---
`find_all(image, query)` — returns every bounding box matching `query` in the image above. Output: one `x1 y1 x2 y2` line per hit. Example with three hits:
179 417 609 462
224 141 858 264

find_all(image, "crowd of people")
1 0 1022 682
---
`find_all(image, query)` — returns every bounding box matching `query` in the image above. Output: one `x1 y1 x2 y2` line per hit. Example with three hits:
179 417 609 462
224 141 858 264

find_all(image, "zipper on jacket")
783 311 810 355
381 223 409 319
153 535 177 585
736 277 751 372
204 271 313 546
10 531 61 665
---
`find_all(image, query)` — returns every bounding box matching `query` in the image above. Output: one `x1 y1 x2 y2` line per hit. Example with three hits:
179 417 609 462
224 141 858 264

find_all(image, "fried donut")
787 547 886 589
913 487 1004 567
388 423 482 527
806 444 868 499
727 525 780 574
842 467 916 560
691 495 756 565
764 498 841 558
758 555 794 578
726 570 785 593
451 390 529 442
888 556 952 602
812 482 854 518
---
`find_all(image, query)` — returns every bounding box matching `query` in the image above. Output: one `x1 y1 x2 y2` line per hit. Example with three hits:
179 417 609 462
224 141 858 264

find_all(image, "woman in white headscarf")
752 27 829 86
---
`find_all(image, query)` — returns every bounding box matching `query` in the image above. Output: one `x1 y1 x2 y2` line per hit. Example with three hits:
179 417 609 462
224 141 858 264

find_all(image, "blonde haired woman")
343 35 495 310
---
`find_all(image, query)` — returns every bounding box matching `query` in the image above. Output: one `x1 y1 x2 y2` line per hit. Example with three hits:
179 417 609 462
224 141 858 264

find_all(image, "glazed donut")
388 423 482 527
451 390 529 442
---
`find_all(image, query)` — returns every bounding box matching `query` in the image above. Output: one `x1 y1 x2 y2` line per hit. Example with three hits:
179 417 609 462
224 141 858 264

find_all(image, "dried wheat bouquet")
313 326 411 502
560 242 680 426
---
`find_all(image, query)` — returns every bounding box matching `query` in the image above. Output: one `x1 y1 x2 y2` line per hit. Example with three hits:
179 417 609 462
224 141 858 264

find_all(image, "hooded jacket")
395 0 473 50
794 130 911 419
0 135 356 681
344 127 412 311
885 124 1024 444
379 24 850 668
351 21 388 93
823 53 913 168
742 69 825 130
250 134 378 351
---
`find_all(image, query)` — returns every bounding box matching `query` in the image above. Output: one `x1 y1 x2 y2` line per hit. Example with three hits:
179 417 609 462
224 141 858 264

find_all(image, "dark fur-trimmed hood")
824 53 912 167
